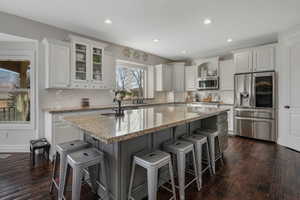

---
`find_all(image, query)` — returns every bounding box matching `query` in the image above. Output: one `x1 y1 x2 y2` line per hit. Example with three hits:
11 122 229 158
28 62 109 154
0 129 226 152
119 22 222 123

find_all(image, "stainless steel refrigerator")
234 71 276 142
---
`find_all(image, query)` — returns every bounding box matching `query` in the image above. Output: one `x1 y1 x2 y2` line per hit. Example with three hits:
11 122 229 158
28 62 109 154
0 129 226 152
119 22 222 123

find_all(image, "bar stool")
128 150 176 200
61 147 109 200
194 129 224 174
29 138 50 168
164 140 200 200
181 134 213 189
49 140 90 200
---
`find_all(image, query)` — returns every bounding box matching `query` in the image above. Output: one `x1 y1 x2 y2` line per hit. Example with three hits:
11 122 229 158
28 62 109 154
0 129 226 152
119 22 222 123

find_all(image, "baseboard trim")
0 145 30 152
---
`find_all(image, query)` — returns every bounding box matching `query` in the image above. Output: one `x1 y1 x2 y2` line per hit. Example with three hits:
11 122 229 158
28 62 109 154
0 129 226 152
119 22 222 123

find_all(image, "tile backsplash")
41 89 174 109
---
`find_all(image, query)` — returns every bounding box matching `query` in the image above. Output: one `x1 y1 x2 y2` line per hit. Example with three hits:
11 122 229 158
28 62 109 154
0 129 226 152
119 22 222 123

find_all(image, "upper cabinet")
102 53 116 90
253 44 275 72
44 36 115 90
233 44 276 73
219 59 235 91
72 41 89 88
185 65 197 91
172 62 185 92
234 49 253 73
43 38 71 89
70 35 108 89
155 64 173 91
155 62 185 92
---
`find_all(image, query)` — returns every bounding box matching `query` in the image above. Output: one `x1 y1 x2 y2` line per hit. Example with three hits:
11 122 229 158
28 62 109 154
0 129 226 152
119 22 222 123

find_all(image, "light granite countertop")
64 104 229 144
44 102 179 113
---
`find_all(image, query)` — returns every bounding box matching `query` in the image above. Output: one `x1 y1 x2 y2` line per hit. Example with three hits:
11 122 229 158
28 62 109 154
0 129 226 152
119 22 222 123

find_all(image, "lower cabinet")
44 109 111 159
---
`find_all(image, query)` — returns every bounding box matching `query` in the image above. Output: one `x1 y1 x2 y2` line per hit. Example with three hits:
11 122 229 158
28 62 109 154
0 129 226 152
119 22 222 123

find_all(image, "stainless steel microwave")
197 76 219 90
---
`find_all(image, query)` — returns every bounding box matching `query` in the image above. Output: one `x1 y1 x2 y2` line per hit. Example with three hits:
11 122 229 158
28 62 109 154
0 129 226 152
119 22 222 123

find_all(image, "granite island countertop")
64 104 229 144
44 102 180 113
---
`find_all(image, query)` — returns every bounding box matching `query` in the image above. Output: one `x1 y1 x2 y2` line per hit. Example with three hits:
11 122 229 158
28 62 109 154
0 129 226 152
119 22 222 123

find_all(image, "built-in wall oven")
234 71 276 142
197 76 219 90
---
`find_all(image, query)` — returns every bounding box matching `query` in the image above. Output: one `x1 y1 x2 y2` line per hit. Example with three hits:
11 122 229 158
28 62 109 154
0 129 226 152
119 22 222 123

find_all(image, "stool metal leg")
194 144 202 189
168 160 176 200
100 158 109 200
147 167 158 200
205 142 213 176
61 163 71 200
191 149 201 192
177 152 186 200
31 148 35 167
58 155 67 200
88 165 98 193
50 152 59 193
128 159 136 200
72 167 83 200
209 137 216 174
216 137 224 165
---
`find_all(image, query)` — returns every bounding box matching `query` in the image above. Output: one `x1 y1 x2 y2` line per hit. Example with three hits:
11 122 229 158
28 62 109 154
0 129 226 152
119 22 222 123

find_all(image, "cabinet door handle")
284 105 290 109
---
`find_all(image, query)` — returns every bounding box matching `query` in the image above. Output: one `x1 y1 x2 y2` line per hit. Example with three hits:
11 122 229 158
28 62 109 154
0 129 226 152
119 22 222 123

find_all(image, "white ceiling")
0 0 300 60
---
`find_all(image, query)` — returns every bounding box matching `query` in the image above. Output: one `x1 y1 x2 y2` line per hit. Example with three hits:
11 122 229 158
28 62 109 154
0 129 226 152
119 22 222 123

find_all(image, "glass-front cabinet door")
91 46 103 83
74 43 88 82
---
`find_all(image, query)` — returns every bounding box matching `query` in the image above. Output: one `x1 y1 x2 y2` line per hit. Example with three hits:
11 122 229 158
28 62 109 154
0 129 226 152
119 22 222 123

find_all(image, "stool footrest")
51 178 59 190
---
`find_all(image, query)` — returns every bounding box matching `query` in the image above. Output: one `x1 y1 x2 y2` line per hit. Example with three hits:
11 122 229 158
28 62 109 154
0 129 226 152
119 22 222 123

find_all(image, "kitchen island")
64 104 229 200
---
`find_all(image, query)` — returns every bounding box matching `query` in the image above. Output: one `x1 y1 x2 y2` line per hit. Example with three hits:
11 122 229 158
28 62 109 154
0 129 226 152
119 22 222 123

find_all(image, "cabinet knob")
284 105 290 109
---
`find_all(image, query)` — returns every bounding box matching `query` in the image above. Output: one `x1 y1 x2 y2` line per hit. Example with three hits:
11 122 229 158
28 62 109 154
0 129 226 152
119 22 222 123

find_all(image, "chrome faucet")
113 98 124 117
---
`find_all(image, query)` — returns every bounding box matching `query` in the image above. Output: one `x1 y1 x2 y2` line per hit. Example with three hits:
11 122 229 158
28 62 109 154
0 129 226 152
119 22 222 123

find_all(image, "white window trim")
0 49 36 130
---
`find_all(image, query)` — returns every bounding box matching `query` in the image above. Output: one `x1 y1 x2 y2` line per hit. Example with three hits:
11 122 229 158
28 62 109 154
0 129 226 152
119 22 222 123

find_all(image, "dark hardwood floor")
0 136 299 200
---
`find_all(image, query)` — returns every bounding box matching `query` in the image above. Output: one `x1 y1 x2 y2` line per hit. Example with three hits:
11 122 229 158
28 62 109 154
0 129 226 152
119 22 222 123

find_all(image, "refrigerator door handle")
251 74 256 108
235 116 274 122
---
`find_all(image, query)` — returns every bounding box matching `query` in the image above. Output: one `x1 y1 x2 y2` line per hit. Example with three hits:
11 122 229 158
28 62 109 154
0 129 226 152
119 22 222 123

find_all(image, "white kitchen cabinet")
219 59 235 91
45 112 83 159
155 64 173 91
45 110 111 159
234 49 253 73
90 45 104 84
172 62 185 92
253 44 275 72
233 44 277 73
43 38 71 89
102 53 116 89
71 40 90 88
69 35 108 89
185 65 197 91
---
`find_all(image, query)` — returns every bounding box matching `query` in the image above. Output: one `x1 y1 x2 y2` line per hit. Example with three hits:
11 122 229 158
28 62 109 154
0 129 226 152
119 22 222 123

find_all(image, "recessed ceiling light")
104 19 112 24
203 18 212 25
227 38 233 42
181 50 187 54
153 39 159 43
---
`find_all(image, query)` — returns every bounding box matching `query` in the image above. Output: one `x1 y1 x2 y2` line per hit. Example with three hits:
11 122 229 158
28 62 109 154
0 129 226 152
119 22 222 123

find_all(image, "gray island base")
64 104 229 200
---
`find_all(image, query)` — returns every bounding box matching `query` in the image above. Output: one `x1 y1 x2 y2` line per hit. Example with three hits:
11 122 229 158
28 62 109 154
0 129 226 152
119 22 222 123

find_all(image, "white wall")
0 11 171 152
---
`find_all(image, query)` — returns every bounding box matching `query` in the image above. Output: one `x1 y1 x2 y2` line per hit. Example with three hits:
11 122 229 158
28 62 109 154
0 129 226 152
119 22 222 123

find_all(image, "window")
116 61 146 98
0 60 31 123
